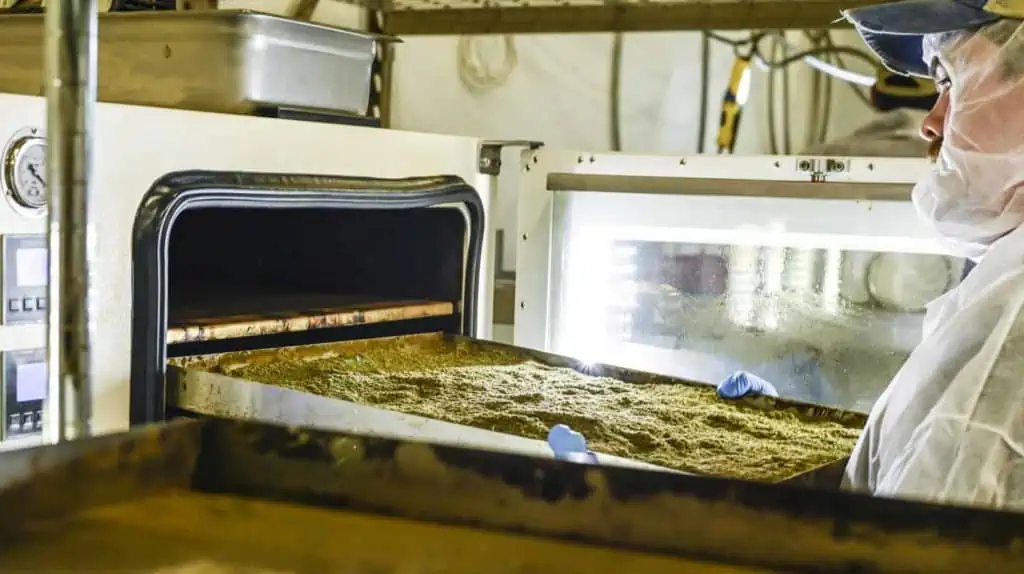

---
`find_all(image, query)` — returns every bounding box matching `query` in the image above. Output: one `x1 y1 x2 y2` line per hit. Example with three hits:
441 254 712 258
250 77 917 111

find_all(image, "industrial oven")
0 10 860 485
514 151 959 413
0 11 505 451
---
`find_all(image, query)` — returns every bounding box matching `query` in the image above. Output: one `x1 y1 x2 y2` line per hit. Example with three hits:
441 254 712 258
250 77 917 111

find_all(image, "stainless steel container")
0 417 1021 574
0 10 391 117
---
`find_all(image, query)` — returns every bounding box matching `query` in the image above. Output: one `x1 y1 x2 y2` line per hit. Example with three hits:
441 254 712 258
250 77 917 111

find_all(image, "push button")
7 298 19 313
8 413 20 432
22 298 33 311
36 297 46 310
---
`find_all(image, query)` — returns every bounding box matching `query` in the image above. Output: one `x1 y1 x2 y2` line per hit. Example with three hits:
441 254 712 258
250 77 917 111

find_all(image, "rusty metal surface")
335 0 889 34
0 490 771 573
0 418 203 535
1 416 1023 572
194 418 1024 573
167 293 455 343
783 457 849 489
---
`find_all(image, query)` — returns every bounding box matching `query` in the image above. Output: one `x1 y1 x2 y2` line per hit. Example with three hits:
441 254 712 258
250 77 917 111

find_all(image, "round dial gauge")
3 136 47 211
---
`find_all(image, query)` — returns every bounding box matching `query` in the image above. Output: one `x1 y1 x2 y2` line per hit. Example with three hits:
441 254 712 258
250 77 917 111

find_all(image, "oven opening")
164 206 468 357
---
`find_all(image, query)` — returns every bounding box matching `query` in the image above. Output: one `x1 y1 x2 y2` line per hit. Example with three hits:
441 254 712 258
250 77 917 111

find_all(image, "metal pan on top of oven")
0 10 396 119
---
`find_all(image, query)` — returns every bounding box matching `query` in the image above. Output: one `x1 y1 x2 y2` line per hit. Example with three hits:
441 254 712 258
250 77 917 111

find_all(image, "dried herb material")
216 338 861 482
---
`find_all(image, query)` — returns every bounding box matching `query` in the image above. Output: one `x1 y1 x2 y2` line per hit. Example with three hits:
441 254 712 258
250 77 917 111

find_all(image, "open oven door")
130 171 484 426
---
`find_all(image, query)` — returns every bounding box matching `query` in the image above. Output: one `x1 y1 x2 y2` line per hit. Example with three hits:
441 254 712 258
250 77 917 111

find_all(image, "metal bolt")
828 160 846 173
521 233 528 241
519 301 526 309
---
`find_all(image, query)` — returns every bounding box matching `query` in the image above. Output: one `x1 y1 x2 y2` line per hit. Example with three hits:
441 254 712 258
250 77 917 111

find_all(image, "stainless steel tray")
170 332 869 487
0 417 1022 573
167 362 685 475
0 10 392 116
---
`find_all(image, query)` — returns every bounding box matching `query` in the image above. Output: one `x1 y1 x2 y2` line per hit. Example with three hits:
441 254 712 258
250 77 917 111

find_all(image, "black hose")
610 32 624 151
697 32 710 154
767 36 780 155
807 52 822 148
819 50 834 143
830 38 876 109
781 41 792 154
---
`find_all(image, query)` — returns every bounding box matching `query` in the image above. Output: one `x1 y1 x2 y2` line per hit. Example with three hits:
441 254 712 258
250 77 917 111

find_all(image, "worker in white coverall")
841 1 1024 512
720 0 1024 511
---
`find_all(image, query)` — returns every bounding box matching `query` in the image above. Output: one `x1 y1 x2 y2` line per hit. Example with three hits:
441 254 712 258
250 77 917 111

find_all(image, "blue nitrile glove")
548 424 599 464
717 371 779 399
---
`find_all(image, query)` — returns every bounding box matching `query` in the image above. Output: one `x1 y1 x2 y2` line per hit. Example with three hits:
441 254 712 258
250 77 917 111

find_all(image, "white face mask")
912 145 1024 261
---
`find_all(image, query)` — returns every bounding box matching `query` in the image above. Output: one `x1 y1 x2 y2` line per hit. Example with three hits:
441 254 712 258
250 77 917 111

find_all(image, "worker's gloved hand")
548 424 599 464
717 371 779 399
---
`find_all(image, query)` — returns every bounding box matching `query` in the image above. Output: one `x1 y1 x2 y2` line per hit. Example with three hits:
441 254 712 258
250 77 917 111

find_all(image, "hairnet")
912 18 1024 260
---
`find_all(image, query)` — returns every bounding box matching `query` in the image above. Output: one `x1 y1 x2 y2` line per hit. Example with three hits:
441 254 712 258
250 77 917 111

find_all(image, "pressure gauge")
1 128 47 215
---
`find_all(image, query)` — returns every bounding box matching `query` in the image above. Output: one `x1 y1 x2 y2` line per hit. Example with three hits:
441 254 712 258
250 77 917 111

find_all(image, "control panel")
2 348 45 440
2 234 47 325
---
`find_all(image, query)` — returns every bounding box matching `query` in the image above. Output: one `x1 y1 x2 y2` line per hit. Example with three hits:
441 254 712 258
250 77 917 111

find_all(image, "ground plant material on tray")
213 338 862 482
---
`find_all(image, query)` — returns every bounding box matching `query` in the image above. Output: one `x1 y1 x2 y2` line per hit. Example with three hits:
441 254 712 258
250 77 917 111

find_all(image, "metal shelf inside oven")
167 292 455 343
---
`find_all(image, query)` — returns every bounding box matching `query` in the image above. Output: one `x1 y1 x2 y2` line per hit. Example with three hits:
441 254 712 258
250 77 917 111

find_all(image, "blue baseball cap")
842 0 1022 77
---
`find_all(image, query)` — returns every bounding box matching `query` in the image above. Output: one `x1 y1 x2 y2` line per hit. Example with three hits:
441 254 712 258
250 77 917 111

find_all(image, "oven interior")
165 205 471 358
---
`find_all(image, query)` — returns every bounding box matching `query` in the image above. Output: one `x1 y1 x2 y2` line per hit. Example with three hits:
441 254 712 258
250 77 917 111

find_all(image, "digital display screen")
15 362 46 403
16 247 47 288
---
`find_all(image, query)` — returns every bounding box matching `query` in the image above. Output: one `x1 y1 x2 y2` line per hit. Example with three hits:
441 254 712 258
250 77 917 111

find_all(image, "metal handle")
44 0 97 443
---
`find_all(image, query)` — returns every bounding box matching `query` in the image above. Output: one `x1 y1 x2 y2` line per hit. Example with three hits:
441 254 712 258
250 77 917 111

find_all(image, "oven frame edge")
129 170 484 426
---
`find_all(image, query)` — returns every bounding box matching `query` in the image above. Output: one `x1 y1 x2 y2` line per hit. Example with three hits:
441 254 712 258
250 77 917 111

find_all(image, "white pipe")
802 55 875 88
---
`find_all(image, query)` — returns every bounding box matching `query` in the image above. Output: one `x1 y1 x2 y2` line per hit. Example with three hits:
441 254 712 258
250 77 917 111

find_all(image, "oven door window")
547 190 964 414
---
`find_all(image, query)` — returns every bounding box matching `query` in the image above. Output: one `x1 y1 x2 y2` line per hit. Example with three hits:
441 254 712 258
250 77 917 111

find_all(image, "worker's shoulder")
971 263 1024 309
951 264 1024 341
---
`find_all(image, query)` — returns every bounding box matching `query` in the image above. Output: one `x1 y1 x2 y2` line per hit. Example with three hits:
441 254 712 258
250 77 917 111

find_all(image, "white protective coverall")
843 21 1024 511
